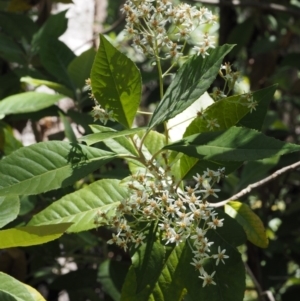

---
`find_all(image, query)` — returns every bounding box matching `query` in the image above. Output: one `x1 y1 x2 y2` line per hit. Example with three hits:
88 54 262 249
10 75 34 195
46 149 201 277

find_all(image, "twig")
193 0 300 18
245 263 266 301
262 291 276 301
210 160 300 208
100 16 126 34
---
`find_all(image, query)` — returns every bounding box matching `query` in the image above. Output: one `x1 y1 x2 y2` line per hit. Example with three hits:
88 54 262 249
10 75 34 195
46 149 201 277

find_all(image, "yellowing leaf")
24 284 46 301
225 201 268 248
0 223 72 249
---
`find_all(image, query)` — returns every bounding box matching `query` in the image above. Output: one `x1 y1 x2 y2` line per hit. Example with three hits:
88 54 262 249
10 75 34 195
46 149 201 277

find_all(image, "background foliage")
0 0 300 300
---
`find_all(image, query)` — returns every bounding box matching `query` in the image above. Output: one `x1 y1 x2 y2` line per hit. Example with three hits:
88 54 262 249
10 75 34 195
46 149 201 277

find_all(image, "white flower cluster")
85 78 115 125
241 92 258 113
91 105 115 125
96 154 228 287
121 0 217 59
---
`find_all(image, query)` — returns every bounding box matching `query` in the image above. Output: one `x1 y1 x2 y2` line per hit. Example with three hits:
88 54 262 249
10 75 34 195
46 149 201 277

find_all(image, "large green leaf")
80 125 145 148
121 242 166 301
180 85 277 180
20 77 74 98
32 10 68 48
0 11 37 42
86 125 140 157
0 32 26 64
225 201 269 248
59 111 77 144
184 86 277 136
0 141 115 196
165 127 300 162
236 156 279 192
67 47 96 90
0 272 35 301
121 212 246 301
0 196 19 228
0 125 23 155
39 40 76 89
90 34 142 128
98 260 130 301
0 223 72 249
148 45 235 129
28 179 129 233
0 92 64 117
237 85 277 130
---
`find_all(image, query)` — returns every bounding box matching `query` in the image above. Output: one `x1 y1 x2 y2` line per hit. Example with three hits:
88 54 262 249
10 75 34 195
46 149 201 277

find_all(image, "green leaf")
238 85 277 130
180 155 242 180
87 125 140 156
0 291 19 301
227 18 255 59
98 260 130 301
0 126 23 155
121 212 246 301
67 47 96 90
39 40 76 89
0 196 19 228
0 32 26 64
148 44 235 128
121 241 165 301
0 223 72 249
32 10 68 47
0 272 35 301
0 141 115 196
0 11 37 42
165 126 300 162
236 156 279 191
59 111 77 144
0 92 64 117
21 77 74 98
91 34 142 128
179 85 277 180
80 125 145 147
225 201 269 248
184 86 276 136
24 284 47 301
28 179 129 233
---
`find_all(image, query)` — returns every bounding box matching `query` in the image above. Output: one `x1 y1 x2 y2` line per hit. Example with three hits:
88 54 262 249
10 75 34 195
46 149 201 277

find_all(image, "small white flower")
200 182 220 199
199 271 216 287
190 258 205 274
206 118 220 131
107 233 121 245
208 217 224 229
213 246 229 265
133 233 146 248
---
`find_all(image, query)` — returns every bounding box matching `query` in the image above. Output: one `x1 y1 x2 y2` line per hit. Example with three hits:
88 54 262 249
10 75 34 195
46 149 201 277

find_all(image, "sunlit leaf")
0 272 34 301
225 201 269 248
21 77 74 98
148 45 234 128
91 34 142 128
28 179 129 233
0 92 64 117
0 223 72 249
0 141 115 196
0 196 19 228
165 127 300 162
67 47 96 90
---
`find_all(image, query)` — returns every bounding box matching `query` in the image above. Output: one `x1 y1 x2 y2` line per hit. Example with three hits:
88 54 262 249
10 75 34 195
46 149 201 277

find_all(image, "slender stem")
210 160 300 208
245 263 267 301
167 116 196 131
192 0 300 18
137 110 153 115
156 55 164 100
